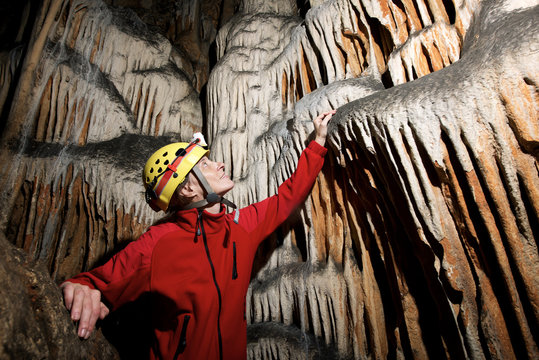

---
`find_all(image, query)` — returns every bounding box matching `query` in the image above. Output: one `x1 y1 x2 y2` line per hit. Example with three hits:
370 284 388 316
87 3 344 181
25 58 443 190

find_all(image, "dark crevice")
494 157 539 350
380 21 395 64
295 63 303 100
291 292 302 329
411 0 429 28
517 173 539 250
80 183 91 273
442 0 456 24
401 126 471 358
335 38 348 79
0 46 25 138
392 0 410 31
522 76 537 88
296 0 311 19
421 44 434 73
200 80 209 135
387 127 464 359
363 121 445 359
459 132 529 359
314 152 346 264
301 48 318 93
0 0 39 137
293 219 307 262
353 9 370 68
362 305 373 357
517 173 539 349
335 151 363 272
381 69 394 88
6 180 30 249
440 129 493 359
330 134 404 359
317 299 326 346
365 12 394 69
305 28 328 86
305 292 314 335
359 122 415 359
424 1 435 25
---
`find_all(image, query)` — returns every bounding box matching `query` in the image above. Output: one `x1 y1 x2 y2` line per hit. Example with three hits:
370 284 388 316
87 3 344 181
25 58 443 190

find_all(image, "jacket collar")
174 204 227 235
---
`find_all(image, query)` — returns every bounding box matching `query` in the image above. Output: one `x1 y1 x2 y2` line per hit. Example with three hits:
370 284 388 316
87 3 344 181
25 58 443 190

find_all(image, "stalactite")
0 0 537 358
0 0 204 276
0 47 24 119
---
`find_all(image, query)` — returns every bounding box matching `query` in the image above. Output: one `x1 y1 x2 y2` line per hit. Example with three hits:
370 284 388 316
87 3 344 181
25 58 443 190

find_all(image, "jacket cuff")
307 140 328 157
61 276 96 289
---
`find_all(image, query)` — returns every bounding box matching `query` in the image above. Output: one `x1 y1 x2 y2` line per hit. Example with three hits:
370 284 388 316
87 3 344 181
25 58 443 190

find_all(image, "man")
60 110 335 359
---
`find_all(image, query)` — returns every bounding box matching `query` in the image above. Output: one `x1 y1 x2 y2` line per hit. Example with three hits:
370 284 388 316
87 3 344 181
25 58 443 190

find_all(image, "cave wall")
0 0 537 359
0 0 204 282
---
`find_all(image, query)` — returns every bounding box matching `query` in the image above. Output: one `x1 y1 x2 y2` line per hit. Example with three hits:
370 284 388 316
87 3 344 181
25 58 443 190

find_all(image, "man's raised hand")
313 110 336 147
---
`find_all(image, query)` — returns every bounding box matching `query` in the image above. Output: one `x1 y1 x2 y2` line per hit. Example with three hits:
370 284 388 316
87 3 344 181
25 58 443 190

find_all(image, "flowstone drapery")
0 0 537 359
0 0 203 282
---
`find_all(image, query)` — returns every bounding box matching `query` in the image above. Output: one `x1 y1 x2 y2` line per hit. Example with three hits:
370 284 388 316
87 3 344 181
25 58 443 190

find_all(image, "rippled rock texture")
0 232 119 359
0 0 537 358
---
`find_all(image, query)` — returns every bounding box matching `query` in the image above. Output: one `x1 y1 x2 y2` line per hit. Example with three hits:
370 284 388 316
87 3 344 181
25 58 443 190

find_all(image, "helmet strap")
181 166 236 210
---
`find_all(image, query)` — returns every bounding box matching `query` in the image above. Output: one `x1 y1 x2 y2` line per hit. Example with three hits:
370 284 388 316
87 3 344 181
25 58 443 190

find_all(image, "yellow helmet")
143 139 208 212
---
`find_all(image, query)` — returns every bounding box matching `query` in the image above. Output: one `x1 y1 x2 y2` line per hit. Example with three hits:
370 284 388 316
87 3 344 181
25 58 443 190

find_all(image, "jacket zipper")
232 242 238 279
173 314 191 360
199 212 223 360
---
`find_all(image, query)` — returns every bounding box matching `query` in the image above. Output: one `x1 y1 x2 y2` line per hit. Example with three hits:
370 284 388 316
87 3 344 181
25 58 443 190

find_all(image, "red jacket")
68 141 327 359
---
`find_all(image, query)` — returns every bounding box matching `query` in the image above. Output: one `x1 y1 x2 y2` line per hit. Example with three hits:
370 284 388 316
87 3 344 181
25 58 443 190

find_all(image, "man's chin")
218 183 234 196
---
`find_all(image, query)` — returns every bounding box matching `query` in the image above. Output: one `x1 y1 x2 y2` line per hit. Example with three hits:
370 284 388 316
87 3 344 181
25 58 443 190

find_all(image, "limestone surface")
0 0 537 359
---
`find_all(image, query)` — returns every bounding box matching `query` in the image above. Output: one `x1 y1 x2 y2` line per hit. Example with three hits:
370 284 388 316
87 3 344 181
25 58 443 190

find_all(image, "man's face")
191 156 234 198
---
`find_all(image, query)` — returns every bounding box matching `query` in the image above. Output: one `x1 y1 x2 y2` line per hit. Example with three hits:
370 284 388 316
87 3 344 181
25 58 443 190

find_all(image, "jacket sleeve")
238 140 327 250
64 229 157 310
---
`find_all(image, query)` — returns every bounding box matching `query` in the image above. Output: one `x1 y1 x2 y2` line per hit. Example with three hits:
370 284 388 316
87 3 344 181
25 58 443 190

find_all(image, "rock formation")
0 232 119 359
0 0 536 359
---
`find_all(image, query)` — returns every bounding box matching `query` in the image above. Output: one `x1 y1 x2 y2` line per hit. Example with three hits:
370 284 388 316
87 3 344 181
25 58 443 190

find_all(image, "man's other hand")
60 281 109 339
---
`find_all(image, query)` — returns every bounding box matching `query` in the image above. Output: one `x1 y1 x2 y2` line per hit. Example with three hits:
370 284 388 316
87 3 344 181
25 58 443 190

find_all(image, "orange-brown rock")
0 232 119 359
0 0 537 358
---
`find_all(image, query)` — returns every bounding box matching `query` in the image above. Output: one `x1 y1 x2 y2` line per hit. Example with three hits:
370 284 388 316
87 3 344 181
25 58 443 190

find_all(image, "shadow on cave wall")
0 0 537 359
